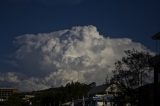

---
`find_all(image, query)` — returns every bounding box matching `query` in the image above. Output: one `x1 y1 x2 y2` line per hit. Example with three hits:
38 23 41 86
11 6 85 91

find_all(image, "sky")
0 0 160 91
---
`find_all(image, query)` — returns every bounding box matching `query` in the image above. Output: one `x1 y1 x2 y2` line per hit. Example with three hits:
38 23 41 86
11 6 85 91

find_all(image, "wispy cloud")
0 25 152 91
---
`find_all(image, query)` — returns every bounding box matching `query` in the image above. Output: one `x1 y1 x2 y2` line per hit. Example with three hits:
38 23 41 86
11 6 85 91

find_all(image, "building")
0 88 17 102
88 83 125 106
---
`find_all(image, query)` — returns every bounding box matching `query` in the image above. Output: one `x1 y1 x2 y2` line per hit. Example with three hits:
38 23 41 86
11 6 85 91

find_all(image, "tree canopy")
111 49 153 89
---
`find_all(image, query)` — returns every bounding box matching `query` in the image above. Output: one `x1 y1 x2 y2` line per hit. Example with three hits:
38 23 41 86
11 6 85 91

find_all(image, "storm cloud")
0 25 151 91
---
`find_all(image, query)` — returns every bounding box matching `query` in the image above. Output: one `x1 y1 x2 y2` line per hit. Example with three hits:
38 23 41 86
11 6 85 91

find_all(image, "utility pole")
82 96 85 106
151 32 160 106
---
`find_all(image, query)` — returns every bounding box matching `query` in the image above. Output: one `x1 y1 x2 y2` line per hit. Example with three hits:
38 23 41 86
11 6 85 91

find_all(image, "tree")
30 82 91 106
6 93 24 106
109 49 153 105
111 49 153 89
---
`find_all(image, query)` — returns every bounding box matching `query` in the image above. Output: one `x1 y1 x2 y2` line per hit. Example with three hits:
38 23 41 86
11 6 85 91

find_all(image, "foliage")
6 93 25 106
111 49 153 89
6 82 92 106
108 49 153 105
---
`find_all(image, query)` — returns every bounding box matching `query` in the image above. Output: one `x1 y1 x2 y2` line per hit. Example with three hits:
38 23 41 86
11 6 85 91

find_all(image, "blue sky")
0 0 159 90
0 0 160 54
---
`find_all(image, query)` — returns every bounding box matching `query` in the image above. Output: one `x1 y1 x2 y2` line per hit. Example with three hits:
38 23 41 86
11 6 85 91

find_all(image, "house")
0 88 17 106
22 94 35 102
88 83 125 106
62 97 88 106
0 88 17 102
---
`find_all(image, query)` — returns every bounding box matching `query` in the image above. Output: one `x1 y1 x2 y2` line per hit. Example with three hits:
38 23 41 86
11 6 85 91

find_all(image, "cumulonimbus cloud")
0 25 152 91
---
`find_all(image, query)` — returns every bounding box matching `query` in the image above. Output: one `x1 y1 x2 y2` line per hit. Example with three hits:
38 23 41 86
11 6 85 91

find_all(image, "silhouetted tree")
5 82 91 106
111 49 153 89
110 49 153 105
30 82 91 106
6 93 25 106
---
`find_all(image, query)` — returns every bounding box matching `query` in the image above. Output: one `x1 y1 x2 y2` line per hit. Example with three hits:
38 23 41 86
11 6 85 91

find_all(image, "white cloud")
0 25 151 91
